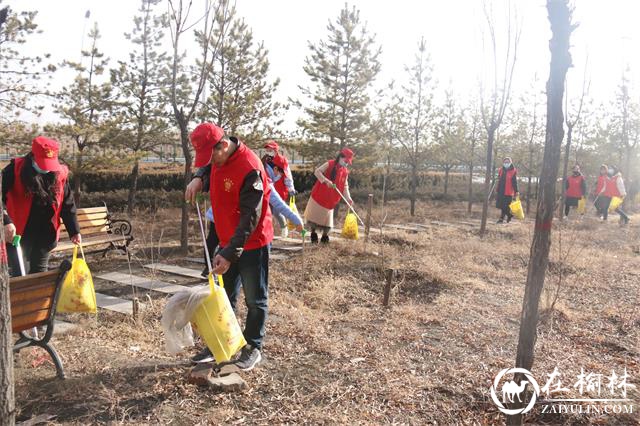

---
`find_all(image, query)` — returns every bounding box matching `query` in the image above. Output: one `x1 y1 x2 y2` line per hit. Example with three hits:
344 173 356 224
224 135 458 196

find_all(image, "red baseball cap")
191 123 225 168
264 140 279 151
32 136 62 172
340 148 354 165
272 154 288 170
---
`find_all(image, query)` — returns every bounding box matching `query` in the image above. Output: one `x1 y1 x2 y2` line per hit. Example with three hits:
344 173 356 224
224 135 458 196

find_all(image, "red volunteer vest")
565 174 585 198
210 143 273 250
595 175 608 195
5 157 68 241
604 175 621 198
310 160 349 210
498 167 517 197
273 176 288 201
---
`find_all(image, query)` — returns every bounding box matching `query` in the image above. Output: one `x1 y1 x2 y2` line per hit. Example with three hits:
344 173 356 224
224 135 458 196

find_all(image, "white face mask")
503 162 511 169
608 168 615 175
339 158 348 167
265 149 275 158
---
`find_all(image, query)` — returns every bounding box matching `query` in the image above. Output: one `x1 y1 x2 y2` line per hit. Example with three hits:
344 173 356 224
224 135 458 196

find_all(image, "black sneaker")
496 218 504 224
310 231 319 244
191 347 214 364
320 234 329 244
234 345 262 371
506 215 512 223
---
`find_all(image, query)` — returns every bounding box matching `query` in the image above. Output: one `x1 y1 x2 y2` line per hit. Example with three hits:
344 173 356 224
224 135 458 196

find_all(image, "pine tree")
296 4 381 161
111 0 170 215
198 2 281 143
0 1 54 118
433 89 464 196
396 37 436 216
54 23 118 204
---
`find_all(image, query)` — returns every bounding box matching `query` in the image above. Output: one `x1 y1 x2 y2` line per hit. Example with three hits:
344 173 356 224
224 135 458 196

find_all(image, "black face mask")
572 171 580 176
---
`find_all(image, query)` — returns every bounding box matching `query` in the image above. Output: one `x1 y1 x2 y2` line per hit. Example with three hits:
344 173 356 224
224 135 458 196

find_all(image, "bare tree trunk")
508 2 573 424
479 127 496 235
127 159 140 217
467 154 474 213
73 149 84 206
179 125 192 253
443 166 450 196
558 124 573 220
410 163 417 216
0 173 15 426
526 150 534 214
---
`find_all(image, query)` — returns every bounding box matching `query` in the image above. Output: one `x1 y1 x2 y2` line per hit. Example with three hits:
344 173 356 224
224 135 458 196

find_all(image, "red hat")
264 140 279 151
272 154 288 170
31 136 62 172
340 148 354 165
191 123 225 168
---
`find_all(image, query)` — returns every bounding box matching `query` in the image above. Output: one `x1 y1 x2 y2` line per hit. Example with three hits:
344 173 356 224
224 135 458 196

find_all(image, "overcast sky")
5 0 640 131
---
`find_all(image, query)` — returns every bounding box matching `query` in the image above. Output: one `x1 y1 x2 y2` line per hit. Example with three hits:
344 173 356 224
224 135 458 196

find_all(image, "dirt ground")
12 200 640 425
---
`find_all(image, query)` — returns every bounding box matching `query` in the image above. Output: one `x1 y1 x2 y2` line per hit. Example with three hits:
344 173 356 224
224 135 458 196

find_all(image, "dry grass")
13 200 640 425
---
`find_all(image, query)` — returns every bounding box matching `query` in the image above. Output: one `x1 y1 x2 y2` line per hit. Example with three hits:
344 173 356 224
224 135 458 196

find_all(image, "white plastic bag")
161 285 210 354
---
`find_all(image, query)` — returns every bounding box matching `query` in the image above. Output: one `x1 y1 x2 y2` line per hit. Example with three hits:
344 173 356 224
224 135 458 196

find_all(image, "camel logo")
490 367 541 415
224 178 233 192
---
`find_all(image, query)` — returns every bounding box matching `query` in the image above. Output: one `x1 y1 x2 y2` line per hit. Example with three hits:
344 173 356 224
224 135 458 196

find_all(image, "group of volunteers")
493 157 630 225
5 128 635 373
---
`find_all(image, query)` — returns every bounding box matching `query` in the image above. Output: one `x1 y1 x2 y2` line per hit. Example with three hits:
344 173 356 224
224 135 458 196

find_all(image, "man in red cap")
303 148 354 244
185 123 272 370
3 136 81 276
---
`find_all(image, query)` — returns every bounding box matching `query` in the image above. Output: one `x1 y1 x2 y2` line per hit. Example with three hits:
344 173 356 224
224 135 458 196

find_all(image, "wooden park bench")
52 205 133 257
10 260 72 379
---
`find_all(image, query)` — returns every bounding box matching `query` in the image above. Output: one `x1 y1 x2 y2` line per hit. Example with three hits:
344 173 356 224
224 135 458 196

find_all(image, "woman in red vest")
304 148 354 243
593 164 609 218
601 165 629 224
564 164 587 218
495 157 519 224
2 136 81 276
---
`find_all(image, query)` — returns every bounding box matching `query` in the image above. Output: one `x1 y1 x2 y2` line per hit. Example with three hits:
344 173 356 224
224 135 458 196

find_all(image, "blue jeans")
222 244 270 350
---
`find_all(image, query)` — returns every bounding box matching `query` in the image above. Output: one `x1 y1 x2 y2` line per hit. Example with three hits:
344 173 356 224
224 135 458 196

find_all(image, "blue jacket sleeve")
269 183 302 226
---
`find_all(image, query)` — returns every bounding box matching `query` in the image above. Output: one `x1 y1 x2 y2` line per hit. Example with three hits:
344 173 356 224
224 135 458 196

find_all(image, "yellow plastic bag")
509 197 525 220
57 245 97 313
191 274 246 363
609 196 623 212
341 212 359 240
577 197 586 215
287 196 299 231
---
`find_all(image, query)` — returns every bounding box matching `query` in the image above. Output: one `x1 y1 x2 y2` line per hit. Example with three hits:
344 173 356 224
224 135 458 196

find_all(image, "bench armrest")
109 218 133 238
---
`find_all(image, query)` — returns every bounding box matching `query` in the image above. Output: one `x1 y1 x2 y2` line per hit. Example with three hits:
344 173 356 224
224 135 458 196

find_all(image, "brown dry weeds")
13 200 640 425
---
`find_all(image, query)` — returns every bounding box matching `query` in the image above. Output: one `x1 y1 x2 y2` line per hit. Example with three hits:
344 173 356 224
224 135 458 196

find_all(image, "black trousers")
203 221 219 266
496 195 513 220
600 196 629 222
6 236 54 277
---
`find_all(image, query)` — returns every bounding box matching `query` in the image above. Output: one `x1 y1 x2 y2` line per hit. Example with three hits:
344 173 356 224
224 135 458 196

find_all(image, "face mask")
608 168 614 175
265 149 275 158
32 160 50 174
573 170 580 175
503 162 511 169
339 158 348 167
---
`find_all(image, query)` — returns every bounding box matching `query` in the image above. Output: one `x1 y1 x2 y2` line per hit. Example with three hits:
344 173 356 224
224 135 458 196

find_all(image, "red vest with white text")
210 143 273 250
